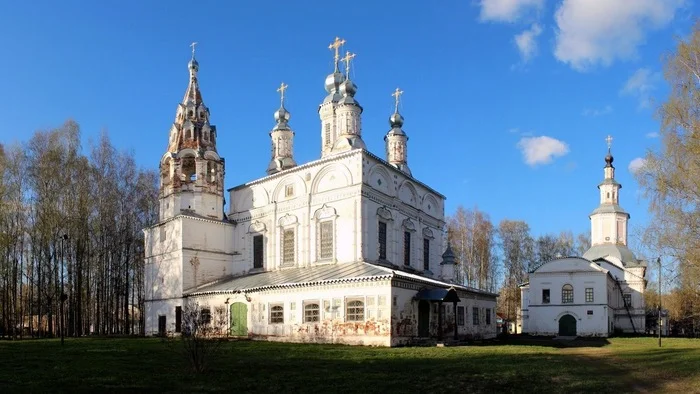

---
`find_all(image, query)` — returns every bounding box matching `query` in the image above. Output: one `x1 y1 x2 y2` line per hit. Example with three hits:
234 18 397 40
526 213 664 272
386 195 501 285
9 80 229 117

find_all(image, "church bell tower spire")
385 87 411 175
589 135 629 247
267 82 297 175
319 37 347 158
158 43 225 221
331 49 366 153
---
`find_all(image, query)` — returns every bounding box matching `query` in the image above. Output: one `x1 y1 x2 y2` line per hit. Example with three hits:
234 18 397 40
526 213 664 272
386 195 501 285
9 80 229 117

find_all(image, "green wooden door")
558 314 577 336
230 302 248 337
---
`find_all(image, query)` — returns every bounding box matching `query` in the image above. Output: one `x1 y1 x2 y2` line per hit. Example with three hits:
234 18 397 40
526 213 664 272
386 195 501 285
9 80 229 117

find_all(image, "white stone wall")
523 258 613 337
228 150 446 275
190 281 393 346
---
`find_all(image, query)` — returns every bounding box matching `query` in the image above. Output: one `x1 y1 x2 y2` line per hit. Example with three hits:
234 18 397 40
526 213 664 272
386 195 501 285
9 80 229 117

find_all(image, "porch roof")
414 287 460 303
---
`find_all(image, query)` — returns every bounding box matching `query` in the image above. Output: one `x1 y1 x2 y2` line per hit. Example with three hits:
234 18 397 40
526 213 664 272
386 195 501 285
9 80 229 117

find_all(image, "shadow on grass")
490 335 611 348
1 338 698 393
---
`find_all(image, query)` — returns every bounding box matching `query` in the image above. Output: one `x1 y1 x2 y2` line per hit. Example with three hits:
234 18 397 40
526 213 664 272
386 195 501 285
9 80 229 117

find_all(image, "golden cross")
341 51 356 76
392 87 404 113
328 36 346 70
277 82 288 106
606 135 613 151
190 42 198 58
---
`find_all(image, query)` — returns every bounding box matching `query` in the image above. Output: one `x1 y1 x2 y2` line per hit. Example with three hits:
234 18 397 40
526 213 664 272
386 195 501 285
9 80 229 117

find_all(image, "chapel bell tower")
589 135 629 247
158 43 225 221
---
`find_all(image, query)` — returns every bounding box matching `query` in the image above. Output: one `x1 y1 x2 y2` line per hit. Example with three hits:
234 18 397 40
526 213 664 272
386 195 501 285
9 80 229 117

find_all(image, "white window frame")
345 298 365 322
304 301 320 323
314 205 338 263
269 304 284 324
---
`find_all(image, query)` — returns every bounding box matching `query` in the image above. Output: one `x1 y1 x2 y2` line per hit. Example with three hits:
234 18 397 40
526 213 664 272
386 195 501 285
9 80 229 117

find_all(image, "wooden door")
230 302 248 337
418 300 430 337
558 314 577 336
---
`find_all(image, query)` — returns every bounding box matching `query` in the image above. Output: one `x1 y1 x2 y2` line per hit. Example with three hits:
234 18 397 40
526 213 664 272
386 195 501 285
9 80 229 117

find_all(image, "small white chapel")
143 39 498 346
519 138 647 337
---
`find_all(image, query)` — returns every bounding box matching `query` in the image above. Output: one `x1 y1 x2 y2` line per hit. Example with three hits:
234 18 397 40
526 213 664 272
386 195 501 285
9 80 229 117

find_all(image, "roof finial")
277 82 288 107
328 37 346 72
606 135 613 153
190 42 198 59
341 51 356 77
392 87 404 113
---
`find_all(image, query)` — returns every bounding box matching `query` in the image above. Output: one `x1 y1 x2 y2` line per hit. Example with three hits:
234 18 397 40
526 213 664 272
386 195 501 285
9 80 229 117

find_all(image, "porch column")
453 301 458 340
437 301 443 341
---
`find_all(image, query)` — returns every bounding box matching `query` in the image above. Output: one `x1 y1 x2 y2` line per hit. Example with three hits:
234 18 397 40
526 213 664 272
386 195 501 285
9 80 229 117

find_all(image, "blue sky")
0 0 696 249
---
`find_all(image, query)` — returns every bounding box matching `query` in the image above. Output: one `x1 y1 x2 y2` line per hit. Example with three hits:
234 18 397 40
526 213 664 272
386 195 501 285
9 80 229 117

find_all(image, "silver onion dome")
389 112 404 128
188 58 199 72
274 106 290 123
325 71 345 93
339 78 357 97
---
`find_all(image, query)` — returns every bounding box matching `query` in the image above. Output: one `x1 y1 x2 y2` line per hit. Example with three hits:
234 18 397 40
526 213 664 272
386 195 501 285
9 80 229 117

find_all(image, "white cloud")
517 136 570 166
628 157 647 173
478 0 544 22
553 0 686 71
514 23 543 62
582 105 613 117
620 68 662 109
645 131 659 138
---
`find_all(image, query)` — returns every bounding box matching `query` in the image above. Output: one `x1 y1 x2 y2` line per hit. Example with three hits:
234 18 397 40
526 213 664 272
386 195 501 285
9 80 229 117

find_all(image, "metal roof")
414 288 460 302
583 244 647 268
590 204 629 216
187 262 498 297
188 262 392 295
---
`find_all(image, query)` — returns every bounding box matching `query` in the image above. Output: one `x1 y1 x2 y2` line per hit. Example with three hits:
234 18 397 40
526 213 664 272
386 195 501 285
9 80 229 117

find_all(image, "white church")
519 140 647 337
143 39 498 346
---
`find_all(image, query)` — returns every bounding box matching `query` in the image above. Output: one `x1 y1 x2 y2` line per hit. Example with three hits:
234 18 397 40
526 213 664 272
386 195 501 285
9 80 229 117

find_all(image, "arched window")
562 284 574 304
304 303 319 323
270 305 284 324
346 300 364 322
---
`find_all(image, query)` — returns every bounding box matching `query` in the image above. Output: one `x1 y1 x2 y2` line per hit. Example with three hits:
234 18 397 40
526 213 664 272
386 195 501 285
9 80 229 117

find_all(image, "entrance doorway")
158 315 166 336
558 314 577 336
230 302 248 337
418 300 430 337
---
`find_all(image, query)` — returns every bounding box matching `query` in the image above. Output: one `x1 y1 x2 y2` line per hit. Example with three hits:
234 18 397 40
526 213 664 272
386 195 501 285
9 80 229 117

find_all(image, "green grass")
1 336 699 393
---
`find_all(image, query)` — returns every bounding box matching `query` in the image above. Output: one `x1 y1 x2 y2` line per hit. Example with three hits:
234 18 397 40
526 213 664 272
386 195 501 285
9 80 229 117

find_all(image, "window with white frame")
562 284 574 304
270 304 284 324
585 288 594 303
318 220 334 260
304 302 320 323
282 228 295 266
472 307 479 325
346 299 365 322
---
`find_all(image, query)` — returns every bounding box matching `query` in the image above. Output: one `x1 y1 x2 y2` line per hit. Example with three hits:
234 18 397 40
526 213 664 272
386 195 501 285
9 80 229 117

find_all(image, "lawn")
1 336 699 393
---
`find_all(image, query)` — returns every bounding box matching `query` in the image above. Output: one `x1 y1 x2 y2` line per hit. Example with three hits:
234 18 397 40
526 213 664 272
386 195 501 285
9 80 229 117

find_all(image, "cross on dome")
606 135 613 151
190 41 198 58
277 82 288 106
328 37 346 71
392 87 404 113
341 51 356 76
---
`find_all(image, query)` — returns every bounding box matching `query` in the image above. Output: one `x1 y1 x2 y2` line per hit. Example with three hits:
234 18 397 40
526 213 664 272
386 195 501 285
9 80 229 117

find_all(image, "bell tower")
384 87 411 175
159 43 225 221
590 135 629 246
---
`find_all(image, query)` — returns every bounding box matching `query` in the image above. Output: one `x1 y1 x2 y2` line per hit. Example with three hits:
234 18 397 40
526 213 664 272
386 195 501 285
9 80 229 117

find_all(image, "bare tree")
179 300 226 373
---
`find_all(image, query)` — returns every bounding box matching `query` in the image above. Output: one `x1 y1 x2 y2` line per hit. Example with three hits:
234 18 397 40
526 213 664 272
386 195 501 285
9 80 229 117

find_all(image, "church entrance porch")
414 287 460 341
230 302 248 337
558 314 577 336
